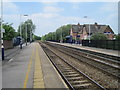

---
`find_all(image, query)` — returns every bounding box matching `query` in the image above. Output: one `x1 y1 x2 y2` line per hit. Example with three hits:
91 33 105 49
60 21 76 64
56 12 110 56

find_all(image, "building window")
104 32 112 34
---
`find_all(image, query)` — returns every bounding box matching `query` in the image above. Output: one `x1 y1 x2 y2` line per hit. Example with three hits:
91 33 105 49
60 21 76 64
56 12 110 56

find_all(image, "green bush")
3 23 16 40
91 33 108 40
115 34 120 40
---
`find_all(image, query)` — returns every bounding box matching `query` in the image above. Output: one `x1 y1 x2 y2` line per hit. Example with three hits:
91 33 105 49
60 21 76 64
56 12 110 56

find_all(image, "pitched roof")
72 25 81 33
71 24 113 34
98 25 108 33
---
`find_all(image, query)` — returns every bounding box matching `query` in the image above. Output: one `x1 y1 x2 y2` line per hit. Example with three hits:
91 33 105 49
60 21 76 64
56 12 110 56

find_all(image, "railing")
82 40 120 50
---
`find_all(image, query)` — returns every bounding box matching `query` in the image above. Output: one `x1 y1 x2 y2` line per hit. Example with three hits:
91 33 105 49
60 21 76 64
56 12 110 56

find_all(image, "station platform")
38 43 67 88
48 42 119 57
2 42 67 89
0 43 30 61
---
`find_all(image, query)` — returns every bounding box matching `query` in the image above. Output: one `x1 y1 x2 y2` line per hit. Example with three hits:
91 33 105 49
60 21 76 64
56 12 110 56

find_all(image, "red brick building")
70 23 114 41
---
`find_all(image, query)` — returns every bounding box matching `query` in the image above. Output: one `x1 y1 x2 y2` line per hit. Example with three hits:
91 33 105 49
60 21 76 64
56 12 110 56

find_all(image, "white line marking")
9 58 13 62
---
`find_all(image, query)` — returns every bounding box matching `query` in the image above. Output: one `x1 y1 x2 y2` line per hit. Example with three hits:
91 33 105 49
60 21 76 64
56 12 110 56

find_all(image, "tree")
2 23 16 40
41 24 71 41
34 35 41 40
18 19 36 41
91 33 108 40
115 34 120 40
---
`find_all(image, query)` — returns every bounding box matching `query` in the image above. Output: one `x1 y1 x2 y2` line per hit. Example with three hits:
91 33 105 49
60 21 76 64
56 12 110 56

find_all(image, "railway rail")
44 42 120 79
40 42 106 90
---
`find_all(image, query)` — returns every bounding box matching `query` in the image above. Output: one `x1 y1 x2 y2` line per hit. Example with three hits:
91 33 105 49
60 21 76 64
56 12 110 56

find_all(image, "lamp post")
23 15 28 46
84 16 91 44
19 15 22 49
19 14 28 48
88 23 91 43
1 0 4 60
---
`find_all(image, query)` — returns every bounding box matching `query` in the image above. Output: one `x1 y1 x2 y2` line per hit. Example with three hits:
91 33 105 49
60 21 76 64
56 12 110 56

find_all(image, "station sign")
1 28 5 33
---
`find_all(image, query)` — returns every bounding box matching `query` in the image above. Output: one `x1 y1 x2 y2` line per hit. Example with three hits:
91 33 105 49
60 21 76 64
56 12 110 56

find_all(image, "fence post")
106 40 107 49
113 40 115 50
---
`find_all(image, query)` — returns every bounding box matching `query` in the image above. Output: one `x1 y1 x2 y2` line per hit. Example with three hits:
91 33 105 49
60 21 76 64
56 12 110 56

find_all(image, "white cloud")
3 2 19 13
105 13 118 33
2 1 118 36
72 3 80 10
3 12 95 36
3 14 20 31
30 12 95 36
1 2 19 31
41 1 64 13
31 13 59 18
41 2 58 6
3 0 120 2
100 3 118 12
3 2 19 14
98 2 118 34
43 6 64 13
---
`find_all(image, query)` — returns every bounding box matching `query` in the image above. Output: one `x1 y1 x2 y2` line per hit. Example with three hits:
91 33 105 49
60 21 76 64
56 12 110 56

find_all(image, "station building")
70 22 114 42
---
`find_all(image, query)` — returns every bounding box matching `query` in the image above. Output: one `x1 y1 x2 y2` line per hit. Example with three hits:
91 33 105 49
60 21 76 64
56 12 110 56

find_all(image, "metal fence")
82 40 120 50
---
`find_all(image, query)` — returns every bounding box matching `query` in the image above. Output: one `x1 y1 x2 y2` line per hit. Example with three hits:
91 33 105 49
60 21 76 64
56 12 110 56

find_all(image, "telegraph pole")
89 24 91 43
26 23 27 46
84 16 91 43
1 0 4 60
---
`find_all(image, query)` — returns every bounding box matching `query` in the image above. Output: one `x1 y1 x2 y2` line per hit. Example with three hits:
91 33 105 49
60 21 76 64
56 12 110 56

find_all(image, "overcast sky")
2 0 119 36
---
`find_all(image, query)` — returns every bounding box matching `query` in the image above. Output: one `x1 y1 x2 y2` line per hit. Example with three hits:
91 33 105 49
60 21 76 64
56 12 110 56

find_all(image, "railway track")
44 42 120 79
40 42 106 90
47 42 119 63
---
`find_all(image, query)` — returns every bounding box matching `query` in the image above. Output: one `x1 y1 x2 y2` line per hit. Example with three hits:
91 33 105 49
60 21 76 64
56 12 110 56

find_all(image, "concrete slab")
2 43 35 88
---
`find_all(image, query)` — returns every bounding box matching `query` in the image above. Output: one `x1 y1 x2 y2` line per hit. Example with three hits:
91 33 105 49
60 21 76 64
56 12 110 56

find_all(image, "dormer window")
104 32 112 34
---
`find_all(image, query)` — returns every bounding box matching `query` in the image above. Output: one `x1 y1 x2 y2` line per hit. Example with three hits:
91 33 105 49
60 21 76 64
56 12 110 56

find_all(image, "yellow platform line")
23 44 35 89
33 43 45 88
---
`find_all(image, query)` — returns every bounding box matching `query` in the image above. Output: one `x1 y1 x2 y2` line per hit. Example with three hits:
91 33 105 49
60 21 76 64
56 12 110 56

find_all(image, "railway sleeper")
67 77 84 81
70 80 89 85
65 74 80 77
63 71 77 75
62 69 73 72
73 83 92 89
63 73 79 76
62 69 74 71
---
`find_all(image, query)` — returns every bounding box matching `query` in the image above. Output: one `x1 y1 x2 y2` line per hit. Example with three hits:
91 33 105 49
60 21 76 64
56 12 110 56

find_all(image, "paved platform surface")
49 42 119 57
2 42 67 88
0 43 30 61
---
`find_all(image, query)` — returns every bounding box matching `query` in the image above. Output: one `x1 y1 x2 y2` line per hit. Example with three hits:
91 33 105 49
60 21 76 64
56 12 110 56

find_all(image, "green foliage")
2 23 16 40
34 35 41 40
18 19 36 41
115 34 120 40
91 33 108 40
41 24 71 41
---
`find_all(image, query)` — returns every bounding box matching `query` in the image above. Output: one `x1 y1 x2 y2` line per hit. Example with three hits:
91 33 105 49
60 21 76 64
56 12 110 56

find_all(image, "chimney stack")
95 22 98 30
78 23 80 26
95 22 98 26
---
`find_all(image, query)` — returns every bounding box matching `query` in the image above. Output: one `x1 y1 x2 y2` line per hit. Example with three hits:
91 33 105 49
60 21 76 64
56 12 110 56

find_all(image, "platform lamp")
19 14 28 48
24 15 28 46
84 16 91 44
